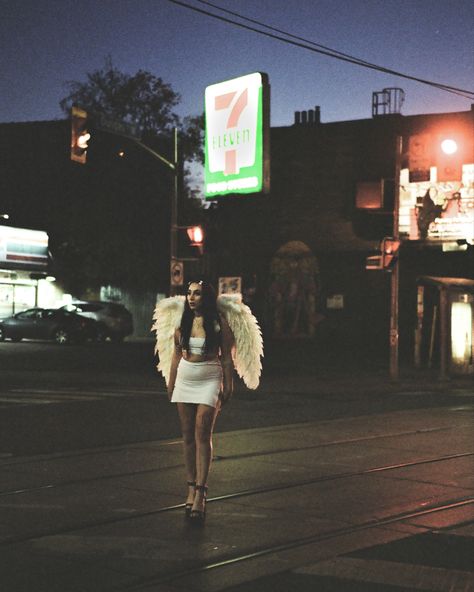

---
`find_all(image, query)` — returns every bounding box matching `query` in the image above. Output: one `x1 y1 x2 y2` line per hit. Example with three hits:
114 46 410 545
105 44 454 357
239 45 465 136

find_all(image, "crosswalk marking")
0 387 165 407
295 556 474 591
289 529 474 592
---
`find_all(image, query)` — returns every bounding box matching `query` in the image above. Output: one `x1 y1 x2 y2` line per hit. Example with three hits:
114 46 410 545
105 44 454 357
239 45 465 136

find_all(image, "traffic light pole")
78 113 181 296
389 136 402 381
170 128 179 296
120 129 179 296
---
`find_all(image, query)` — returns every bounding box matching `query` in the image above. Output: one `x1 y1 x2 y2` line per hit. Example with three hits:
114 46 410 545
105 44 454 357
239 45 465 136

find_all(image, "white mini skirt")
171 358 222 408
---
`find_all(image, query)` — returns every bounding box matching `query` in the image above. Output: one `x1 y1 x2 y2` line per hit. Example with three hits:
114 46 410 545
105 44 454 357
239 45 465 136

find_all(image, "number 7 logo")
214 89 248 174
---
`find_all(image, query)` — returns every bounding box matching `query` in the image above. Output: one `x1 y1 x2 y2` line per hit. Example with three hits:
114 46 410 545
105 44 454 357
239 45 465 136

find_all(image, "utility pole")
390 136 402 380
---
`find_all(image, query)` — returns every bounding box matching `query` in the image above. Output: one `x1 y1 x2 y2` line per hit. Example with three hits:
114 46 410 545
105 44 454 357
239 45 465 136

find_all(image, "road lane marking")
0 387 165 407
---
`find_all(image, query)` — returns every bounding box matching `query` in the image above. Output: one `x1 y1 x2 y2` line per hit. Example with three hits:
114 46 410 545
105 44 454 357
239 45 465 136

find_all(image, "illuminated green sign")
205 72 270 198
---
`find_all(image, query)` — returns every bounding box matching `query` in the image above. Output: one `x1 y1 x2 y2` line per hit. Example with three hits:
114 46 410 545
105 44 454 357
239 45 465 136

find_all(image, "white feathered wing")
217 294 263 389
151 296 185 386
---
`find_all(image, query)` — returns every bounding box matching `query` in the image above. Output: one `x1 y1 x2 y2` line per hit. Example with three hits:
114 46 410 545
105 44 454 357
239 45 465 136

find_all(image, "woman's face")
187 283 203 312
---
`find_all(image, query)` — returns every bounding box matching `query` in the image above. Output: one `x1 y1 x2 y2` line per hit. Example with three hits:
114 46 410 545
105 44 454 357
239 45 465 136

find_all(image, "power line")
198 0 470 95
191 0 474 98
167 0 474 100
197 0 383 69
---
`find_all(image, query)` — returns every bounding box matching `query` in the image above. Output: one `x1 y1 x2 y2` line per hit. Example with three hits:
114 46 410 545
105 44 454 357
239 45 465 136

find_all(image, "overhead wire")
166 0 474 100
197 0 470 94
197 0 388 69
191 0 474 98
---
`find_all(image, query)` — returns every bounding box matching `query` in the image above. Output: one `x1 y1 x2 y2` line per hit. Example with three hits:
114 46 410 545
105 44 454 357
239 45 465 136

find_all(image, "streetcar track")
0 421 474 470
0 421 472 497
0 437 182 468
1 451 472 547
113 496 474 591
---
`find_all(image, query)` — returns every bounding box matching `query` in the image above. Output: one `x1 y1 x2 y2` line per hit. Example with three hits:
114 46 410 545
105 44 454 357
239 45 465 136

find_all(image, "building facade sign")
398 164 474 243
0 226 49 270
204 72 270 198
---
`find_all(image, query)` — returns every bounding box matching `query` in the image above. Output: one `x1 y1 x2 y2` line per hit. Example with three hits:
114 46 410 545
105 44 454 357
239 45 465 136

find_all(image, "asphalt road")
0 340 472 457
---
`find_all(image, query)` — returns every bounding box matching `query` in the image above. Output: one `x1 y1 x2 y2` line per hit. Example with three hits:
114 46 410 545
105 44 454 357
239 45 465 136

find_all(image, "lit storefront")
415 277 474 376
399 164 474 245
398 129 474 376
0 225 61 317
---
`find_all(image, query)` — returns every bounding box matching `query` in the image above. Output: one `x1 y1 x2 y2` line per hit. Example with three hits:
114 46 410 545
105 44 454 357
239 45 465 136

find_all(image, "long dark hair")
180 281 221 354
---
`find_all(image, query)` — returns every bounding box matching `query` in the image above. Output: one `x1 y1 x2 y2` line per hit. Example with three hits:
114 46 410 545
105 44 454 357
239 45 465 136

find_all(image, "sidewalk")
2 337 472 397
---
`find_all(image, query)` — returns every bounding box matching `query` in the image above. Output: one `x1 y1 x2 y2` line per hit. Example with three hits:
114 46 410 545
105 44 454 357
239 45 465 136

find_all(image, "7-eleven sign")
205 72 270 198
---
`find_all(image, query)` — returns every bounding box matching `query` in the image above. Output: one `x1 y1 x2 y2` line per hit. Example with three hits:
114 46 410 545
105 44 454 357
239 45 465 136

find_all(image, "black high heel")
185 481 196 519
190 484 208 525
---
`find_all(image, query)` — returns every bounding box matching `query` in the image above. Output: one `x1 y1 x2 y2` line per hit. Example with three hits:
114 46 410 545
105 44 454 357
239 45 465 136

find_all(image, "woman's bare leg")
192 404 219 513
177 403 198 505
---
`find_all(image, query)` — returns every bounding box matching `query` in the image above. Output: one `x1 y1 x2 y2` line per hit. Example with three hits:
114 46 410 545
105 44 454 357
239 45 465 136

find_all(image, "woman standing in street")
167 281 234 524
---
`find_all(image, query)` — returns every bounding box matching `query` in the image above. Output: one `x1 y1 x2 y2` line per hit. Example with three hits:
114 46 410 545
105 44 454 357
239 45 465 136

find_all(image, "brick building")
207 104 474 365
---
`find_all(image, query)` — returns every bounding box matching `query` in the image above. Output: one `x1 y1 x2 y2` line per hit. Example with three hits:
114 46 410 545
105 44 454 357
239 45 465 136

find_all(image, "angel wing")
151 296 185 385
217 294 263 389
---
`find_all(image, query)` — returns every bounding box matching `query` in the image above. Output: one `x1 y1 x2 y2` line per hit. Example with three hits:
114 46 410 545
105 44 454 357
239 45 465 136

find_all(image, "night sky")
1 0 473 127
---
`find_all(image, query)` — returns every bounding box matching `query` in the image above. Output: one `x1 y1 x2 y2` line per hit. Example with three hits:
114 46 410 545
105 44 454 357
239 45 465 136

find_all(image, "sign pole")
93 117 179 295
390 136 402 380
170 128 179 296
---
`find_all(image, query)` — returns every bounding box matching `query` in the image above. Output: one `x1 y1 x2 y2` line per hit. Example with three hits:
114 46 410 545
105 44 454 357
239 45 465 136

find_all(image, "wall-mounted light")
440 139 458 155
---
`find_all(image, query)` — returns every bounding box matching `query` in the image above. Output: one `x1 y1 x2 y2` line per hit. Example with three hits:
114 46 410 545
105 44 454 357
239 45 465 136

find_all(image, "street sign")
365 255 383 270
218 276 242 295
170 259 184 286
94 114 141 141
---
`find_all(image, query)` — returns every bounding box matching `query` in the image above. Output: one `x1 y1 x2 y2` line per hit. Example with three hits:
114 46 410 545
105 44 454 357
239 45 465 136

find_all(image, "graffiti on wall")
269 241 320 338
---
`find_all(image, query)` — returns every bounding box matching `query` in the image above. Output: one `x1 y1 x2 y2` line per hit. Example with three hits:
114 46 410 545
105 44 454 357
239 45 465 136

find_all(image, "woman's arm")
219 315 234 405
167 328 182 400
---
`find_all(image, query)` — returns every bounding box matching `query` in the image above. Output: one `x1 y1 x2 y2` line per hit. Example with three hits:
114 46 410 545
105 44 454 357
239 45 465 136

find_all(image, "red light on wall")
356 181 383 209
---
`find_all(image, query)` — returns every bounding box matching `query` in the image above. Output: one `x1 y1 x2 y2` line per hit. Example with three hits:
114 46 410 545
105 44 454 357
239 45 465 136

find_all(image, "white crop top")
188 336 205 354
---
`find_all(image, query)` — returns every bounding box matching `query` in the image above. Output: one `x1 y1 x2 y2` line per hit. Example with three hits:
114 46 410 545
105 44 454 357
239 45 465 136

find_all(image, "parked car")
0 308 98 344
61 301 133 342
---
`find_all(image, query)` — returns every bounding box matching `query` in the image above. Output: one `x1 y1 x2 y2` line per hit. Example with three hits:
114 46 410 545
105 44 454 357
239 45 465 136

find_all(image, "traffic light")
187 226 204 255
381 237 400 270
365 237 400 272
70 106 90 164
436 136 463 182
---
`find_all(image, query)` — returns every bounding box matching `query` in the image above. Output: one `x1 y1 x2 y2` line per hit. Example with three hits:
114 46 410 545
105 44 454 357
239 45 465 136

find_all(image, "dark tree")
54 58 205 294
60 57 203 163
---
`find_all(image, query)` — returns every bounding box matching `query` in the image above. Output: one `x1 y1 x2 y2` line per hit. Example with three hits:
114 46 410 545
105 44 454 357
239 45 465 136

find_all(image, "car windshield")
74 304 102 313
17 309 41 319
